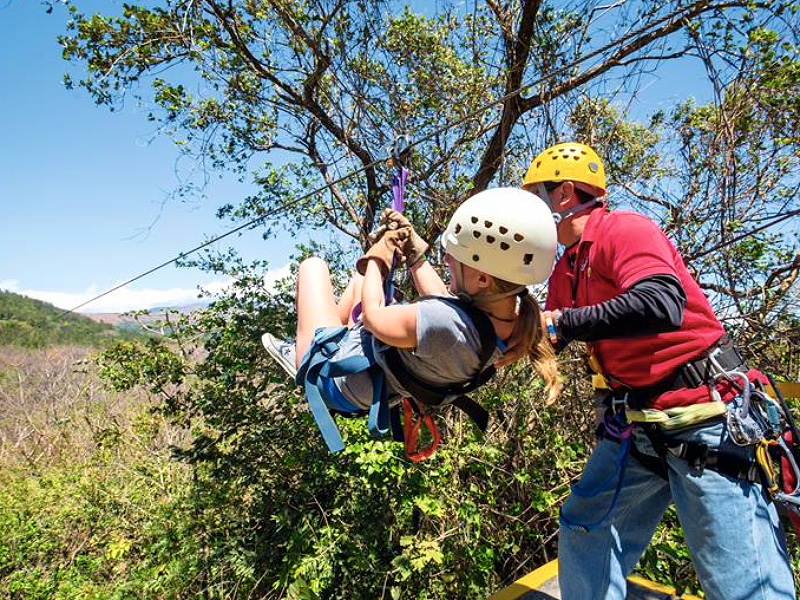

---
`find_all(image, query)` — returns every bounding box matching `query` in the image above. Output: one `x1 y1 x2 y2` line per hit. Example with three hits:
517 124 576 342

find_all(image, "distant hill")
85 302 208 327
0 290 131 348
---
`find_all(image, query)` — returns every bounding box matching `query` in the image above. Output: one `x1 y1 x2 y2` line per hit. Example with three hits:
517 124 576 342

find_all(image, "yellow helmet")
523 142 607 196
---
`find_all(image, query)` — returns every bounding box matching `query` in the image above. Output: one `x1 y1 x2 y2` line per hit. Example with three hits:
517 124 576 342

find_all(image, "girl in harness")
263 188 560 453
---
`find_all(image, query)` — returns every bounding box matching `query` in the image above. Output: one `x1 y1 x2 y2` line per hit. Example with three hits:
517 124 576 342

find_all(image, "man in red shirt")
524 142 795 599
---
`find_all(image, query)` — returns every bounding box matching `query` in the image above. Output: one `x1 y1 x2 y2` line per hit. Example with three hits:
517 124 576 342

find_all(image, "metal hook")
388 134 411 167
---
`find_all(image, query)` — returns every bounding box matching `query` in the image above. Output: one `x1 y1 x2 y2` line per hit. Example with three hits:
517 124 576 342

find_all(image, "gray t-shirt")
332 298 497 410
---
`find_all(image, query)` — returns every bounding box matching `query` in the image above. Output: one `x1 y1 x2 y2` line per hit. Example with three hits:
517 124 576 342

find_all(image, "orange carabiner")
403 398 441 462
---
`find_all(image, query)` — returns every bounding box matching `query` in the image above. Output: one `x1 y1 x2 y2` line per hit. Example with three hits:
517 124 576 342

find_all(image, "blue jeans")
559 412 796 600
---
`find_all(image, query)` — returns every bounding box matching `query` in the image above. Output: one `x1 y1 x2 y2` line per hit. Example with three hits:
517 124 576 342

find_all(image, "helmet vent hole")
486 235 495 244
471 216 479 224
499 226 508 234
454 224 462 234
514 233 525 242
472 254 480 262
484 220 493 228
523 253 534 265
500 242 510 251
472 230 481 239
573 156 579 160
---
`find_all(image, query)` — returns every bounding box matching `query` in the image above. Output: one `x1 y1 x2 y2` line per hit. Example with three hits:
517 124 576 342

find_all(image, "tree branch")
205 0 381 234
471 0 542 192
472 1 747 190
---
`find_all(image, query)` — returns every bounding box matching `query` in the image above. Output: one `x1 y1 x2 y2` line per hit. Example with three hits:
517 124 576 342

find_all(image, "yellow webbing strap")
625 402 729 430
588 351 800 428
589 354 727 429
755 438 781 496
589 353 610 390
592 373 611 390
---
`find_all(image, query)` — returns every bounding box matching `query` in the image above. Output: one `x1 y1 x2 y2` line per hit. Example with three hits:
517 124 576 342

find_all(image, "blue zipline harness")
295 296 499 455
295 140 498 457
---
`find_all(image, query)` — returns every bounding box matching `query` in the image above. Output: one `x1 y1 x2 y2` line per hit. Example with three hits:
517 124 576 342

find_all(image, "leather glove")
366 209 404 244
356 226 410 276
379 209 429 267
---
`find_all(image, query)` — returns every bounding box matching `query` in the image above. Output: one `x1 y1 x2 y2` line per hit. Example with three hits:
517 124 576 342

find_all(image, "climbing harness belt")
591 337 747 409
295 325 387 454
566 340 800 533
296 295 499 455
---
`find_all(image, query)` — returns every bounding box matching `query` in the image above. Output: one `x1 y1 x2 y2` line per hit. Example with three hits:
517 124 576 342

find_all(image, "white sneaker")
261 333 298 380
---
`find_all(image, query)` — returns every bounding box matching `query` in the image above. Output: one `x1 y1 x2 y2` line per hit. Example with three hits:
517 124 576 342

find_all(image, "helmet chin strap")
552 199 601 225
451 260 466 296
460 287 525 305
534 182 601 225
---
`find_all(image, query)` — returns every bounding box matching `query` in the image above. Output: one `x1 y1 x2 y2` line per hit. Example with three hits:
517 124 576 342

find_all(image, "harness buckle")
706 347 727 379
682 360 704 388
611 392 629 414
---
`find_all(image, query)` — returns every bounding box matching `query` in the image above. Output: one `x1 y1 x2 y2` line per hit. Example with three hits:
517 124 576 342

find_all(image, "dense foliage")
0 290 120 348
0 347 196 599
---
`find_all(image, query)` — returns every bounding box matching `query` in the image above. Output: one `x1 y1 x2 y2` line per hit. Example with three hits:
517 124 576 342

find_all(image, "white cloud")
0 263 292 314
263 263 292 290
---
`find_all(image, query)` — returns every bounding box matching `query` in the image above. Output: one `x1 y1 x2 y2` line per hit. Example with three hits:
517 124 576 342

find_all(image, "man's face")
531 181 563 211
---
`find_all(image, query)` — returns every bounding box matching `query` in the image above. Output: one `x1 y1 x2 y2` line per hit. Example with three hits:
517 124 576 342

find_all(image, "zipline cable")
59 5 797 315
58 158 384 316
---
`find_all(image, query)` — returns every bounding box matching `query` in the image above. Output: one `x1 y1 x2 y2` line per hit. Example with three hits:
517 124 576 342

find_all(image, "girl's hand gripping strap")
351 143 409 323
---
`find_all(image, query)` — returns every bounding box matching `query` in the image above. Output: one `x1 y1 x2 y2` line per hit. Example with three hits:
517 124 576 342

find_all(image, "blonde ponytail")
518 293 561 404
486 279 561 403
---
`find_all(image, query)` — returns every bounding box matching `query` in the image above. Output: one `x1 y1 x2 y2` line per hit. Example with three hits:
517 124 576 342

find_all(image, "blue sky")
0 0 303 313
0 1 705 314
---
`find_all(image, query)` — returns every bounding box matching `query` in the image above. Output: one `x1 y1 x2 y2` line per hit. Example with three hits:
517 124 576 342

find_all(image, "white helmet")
441 188 557 285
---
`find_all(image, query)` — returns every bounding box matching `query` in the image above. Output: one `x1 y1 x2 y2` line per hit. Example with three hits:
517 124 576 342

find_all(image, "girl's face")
444 253 459 294
444 253 490 296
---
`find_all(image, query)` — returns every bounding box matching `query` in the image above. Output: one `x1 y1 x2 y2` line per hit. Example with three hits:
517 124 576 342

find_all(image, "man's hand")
542 310 561 345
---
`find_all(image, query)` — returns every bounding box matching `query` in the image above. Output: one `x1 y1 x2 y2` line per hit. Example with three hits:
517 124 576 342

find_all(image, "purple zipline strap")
350 165 409 323
384 166 409 303
392 167 409 214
